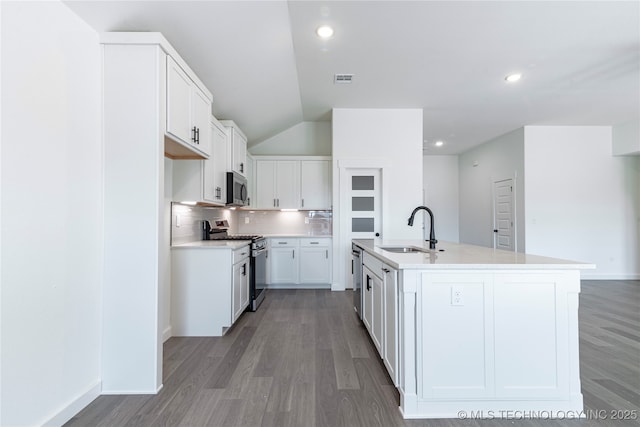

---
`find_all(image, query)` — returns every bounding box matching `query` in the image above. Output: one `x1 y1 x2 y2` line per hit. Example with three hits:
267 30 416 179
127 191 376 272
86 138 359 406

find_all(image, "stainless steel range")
203 220 267 311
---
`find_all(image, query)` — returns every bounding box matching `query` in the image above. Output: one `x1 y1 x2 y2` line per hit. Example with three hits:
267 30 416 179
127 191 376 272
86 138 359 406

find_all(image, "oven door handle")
253 247 268 256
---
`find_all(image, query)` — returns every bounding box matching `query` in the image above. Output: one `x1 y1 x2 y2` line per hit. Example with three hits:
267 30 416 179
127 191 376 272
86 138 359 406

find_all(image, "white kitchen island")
353 239 595 419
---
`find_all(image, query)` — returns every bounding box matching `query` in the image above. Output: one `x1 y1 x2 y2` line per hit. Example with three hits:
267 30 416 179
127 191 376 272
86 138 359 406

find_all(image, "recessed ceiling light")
505 73 522 83
434 140 444 147
316 25 334 39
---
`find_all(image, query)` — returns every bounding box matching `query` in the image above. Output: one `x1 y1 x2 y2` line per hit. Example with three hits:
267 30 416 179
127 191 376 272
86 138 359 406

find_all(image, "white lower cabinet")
171 244 250 336
299 238 331 284
268 238 299 284
362 252 398 384
267 237 331 288
382 265 398 385
232 247 250 322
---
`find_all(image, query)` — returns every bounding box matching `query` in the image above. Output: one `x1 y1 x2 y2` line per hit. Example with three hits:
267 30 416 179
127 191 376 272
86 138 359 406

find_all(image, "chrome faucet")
408 206 438 249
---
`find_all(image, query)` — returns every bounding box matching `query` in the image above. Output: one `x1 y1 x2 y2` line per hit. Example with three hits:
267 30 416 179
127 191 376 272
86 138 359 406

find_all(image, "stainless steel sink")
379 246 429 253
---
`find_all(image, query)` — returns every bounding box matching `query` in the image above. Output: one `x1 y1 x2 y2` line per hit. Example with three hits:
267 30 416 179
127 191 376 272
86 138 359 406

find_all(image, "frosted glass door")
347 169 381 239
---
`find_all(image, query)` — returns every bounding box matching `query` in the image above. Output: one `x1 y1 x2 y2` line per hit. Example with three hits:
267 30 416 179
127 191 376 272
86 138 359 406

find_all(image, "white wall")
423 155 459 243
1 2 103 425
524 126 640 279
250 121 331 155
332 108 423 289
458 128 526 252
612 120 640 156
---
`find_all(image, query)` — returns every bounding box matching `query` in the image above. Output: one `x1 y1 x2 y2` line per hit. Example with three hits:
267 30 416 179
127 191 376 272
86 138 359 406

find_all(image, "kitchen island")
352 239 595 419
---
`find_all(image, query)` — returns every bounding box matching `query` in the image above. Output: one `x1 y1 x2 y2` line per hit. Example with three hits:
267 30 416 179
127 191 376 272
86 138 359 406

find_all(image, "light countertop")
261 234 332 238
172 240 251 250
353 239 596 270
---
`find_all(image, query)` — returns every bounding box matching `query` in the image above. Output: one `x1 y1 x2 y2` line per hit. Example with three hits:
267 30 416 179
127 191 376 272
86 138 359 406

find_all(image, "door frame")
333 159 390 291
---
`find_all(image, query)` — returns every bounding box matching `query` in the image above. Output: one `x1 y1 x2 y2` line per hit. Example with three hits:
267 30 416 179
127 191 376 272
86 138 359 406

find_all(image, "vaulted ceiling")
64 1 640 154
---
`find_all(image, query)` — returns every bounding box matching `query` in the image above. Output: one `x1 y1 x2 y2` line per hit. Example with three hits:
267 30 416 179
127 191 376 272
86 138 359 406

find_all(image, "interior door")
493 178 514 251
347 169 382 240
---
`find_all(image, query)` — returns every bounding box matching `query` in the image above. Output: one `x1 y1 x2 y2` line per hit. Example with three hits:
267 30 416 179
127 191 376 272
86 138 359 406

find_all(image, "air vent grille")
334 74 354 84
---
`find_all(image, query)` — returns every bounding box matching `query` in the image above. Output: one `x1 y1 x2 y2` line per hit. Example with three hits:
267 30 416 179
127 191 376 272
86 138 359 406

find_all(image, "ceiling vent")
334 74 353 84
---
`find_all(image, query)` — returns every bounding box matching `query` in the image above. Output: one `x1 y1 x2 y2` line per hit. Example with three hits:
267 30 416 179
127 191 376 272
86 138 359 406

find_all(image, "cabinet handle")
240 163 244 173
191 126 197 143
242 263 247 276
310 242 319 245
326 250 328 259
273 199 276 207
195 127 200 144
366 275 371 291
292 249 295 259
382 268 390 273
301 198 304 208
277 199 280 207
278 242 287 245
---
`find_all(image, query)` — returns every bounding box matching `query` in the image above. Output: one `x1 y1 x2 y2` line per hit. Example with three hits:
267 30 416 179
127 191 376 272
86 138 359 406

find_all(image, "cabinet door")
233 260 250 322
383 266 398 385
232 262 242 322
371 271 384 357
166 57 192 145
232 129 247 176
300 160 331 209
275 160 300 209
256 160 277 208
270 247 298 284
204 120 227 204
191 87 211 156
299 247 331 284
240 261 250 310
362 266 374 334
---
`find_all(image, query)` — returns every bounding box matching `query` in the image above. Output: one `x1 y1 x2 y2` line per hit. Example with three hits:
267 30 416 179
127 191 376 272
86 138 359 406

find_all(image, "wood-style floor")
66 280 639 427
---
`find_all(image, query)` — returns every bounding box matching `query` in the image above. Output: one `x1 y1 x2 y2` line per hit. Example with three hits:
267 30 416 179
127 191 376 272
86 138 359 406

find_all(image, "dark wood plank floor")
66 280 640 427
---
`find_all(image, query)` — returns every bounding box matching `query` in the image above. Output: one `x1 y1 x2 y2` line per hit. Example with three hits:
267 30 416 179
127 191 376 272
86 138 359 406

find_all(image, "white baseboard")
163 326 172 342
42 381 101 427
101 383 163 395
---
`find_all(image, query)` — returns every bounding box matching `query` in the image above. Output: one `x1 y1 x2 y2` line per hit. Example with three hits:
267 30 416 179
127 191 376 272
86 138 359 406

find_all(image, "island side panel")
401 268 583 418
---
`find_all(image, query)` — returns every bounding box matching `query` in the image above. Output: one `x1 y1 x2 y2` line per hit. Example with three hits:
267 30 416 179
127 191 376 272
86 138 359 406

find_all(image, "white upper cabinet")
173 116 227 206
300 160 331 210
166 56 211 158
255 160 300 209
220 120 247 176
203 117 228 204
254 156 331 210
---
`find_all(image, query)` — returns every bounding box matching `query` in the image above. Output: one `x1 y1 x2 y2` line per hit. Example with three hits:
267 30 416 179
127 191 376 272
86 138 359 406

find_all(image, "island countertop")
352 239 596 270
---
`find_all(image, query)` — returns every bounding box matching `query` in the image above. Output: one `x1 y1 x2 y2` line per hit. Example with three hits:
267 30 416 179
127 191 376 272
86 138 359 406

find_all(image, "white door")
493 178 515 251
347 169 382 239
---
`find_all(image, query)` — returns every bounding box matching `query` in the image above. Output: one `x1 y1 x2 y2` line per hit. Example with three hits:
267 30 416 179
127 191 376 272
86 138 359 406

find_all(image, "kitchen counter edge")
353 239 596 270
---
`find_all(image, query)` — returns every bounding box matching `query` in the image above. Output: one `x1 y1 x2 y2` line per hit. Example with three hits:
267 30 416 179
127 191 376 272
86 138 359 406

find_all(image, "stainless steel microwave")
226 171 248 206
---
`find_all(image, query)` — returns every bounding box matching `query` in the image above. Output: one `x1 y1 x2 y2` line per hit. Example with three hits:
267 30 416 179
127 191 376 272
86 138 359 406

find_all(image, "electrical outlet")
304 217 309 224
451 286 464 306
175 214 181 227
244 217 250 224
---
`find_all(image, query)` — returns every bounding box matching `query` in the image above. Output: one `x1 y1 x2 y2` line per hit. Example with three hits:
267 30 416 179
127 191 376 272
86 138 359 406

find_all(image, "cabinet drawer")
299 238 331 247
233 245 250 264
269 238 298 247
363 252 384 278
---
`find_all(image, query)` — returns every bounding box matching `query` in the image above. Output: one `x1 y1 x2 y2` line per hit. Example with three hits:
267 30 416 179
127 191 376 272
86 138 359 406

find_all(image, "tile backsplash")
171 204 237 245
171 204 332 245
237 210 332 236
